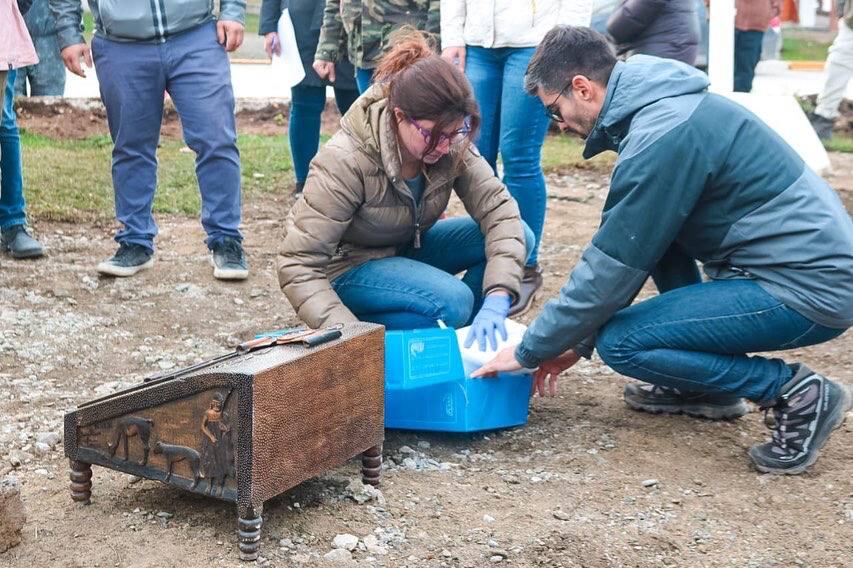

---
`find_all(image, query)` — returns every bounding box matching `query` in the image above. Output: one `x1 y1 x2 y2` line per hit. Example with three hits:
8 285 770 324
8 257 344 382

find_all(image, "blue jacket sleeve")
515 125 710 368
607 0 666 43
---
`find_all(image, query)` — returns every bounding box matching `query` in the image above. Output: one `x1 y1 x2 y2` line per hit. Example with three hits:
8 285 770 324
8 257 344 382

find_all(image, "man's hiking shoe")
624 383 749 420
210 237 248 280
509 264 543 317
749 365 852 475
807 112 834 141
1 224 45 259
96 243 153 277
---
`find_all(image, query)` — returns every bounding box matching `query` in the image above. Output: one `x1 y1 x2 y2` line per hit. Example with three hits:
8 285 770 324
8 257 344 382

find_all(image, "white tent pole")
708 0 736 93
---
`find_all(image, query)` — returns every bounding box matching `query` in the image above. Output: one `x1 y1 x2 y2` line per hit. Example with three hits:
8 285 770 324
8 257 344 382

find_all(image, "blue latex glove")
464 294 511 352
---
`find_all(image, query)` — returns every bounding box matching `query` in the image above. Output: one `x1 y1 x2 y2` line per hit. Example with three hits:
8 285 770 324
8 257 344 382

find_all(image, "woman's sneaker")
210 237 248 280
624 383 750 420
96 243 154 277
749 365 852 475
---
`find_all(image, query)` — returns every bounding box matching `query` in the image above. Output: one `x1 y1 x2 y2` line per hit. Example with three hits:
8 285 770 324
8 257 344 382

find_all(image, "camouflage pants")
14 34 66 97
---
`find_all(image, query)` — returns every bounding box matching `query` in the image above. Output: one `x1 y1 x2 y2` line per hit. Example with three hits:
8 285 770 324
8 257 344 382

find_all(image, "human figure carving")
108 416 154 465
199 392 233 496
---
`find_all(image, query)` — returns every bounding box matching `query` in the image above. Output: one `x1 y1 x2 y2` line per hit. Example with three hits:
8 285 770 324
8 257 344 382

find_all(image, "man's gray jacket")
515 56 853 369
49 0 246 49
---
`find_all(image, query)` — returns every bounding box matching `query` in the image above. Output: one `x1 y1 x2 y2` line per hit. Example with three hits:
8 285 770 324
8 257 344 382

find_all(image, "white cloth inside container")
454 319 534 376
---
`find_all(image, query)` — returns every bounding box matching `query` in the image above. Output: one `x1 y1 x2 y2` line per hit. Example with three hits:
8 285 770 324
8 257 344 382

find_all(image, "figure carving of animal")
153 441 201 489
107 416 154 465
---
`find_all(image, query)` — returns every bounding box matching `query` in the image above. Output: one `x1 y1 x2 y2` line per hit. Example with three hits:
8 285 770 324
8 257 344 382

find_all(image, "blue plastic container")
384 327 533 432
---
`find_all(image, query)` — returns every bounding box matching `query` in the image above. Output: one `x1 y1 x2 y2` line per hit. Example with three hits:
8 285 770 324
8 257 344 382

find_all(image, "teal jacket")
49 0 246 48
516 56 853 368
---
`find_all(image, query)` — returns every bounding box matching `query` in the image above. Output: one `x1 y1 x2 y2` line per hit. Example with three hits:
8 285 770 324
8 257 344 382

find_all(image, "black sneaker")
624 383 750 420
807 112 834 141
749 365 852 475
96 243 153 277
1 224 45 259
509 264 543 317
210 237 248 280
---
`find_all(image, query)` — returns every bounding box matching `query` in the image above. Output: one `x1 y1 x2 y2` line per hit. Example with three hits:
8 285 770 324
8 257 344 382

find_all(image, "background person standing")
607 0 700 65
314 0 439 94
809 0 853 140
1 0 46 259
733 0 780 92
50 0 250 280
14 0 66 96
260 0 360 196
440 0 593 316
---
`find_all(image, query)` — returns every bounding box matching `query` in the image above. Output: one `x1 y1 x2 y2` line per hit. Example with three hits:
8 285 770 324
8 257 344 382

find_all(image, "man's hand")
60 43 92 77
531 350 580 397
217 20 245 52
313 60 336 82
441 46 466 72
470 344 523 378
264 32 281 57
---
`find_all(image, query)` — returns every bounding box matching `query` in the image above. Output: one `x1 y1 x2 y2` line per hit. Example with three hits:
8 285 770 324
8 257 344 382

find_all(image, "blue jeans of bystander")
0 69 28 229
289 84 359 184
92 22 243 251
465 46 551 266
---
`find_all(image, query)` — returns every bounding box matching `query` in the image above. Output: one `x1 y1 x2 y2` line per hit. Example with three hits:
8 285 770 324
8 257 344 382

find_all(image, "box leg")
238 505 262 561
69 460 92 504
361 444 382 487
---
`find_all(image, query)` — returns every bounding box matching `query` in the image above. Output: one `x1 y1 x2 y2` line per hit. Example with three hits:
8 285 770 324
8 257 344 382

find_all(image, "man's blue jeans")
596 279 847 404
290 84 359 183
92 22 242 251
332 216 535 329
465 46 551 267
0 69 28 230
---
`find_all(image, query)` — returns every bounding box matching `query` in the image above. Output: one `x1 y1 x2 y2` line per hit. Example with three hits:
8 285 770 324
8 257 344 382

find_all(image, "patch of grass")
21 132 293 222
825 135 853 153
781 37 831 61
541 134 616 173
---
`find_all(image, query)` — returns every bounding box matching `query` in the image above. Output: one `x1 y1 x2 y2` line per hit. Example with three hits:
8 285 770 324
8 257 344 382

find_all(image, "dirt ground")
1 111 852 568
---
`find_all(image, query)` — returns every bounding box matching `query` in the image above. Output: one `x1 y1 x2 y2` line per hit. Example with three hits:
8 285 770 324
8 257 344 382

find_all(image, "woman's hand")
441 46 466 72
464 293 510 352
264 32 281 57
313 60 336 82
531 350 580 397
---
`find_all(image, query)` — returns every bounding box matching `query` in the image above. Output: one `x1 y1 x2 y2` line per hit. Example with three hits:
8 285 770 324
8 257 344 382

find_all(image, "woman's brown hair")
373 29 480 163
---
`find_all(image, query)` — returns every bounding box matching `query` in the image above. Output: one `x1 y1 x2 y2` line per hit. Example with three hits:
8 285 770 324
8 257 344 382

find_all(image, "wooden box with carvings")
63 323 385 560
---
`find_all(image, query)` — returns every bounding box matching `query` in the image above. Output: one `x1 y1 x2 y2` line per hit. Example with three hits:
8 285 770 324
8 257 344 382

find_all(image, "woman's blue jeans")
289 84 359 183
596 279 847 404
0 69 28 229
332 216 535 330
465 46 551 266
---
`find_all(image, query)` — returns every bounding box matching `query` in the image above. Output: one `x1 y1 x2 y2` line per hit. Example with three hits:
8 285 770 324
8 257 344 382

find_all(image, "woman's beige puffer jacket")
278 85 527 328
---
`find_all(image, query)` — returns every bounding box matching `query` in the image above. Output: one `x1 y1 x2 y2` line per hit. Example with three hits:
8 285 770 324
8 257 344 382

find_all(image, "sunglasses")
407 116 472 146
544 80 573 123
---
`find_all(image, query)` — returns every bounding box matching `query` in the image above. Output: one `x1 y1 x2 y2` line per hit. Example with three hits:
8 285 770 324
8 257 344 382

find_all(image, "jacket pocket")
98 0 157 40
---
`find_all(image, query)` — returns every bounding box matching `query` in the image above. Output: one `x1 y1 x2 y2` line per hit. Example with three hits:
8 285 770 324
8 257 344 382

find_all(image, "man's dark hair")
524 26 617 96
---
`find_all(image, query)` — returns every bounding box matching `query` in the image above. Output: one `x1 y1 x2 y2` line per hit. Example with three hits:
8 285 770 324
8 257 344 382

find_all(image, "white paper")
455 319 534 375
270 9 306 90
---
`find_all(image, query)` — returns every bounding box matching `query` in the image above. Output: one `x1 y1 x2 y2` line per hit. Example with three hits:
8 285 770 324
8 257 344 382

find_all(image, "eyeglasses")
544 80 572 123
407 116 472 146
